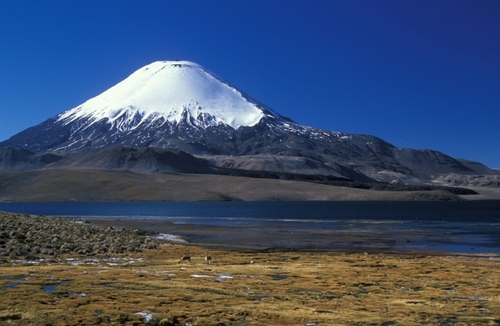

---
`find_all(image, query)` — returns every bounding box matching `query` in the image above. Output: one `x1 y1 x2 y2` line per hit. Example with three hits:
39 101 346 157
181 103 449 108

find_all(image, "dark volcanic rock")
46 147 214 173
0 147 63 170
1 114 481 184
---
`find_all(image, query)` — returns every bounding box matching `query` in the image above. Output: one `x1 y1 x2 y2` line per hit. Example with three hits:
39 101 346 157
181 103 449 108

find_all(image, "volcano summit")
59 61 266 131
1 60 498 186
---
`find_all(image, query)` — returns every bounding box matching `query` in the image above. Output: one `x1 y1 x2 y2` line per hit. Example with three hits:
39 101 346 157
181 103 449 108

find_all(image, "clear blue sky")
1 1 499 168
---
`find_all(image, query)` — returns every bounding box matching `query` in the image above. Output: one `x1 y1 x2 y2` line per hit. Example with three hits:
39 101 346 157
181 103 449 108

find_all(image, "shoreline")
158 239 500 260
2 208 500 259
88 217 500 257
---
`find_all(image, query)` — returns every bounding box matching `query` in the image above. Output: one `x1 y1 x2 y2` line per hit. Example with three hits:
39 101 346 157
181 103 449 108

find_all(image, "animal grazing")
205 251 212 264
178 254 192 264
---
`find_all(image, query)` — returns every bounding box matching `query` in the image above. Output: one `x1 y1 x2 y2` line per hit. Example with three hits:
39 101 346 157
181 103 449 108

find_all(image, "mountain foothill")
1 61 499 201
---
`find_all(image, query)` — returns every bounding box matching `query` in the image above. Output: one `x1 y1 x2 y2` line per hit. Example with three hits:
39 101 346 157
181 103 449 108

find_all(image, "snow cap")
57 61 265 129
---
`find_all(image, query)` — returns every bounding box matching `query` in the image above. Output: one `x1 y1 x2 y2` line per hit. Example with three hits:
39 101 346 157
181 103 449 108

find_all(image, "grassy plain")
1 244 500 325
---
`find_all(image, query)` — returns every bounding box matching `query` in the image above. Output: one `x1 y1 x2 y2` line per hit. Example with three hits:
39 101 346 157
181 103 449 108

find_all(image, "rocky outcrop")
46 147 214 173
0 147 62 170
436 174 500 188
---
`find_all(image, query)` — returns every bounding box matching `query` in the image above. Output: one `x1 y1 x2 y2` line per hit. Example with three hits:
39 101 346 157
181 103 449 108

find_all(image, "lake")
1 201 499 254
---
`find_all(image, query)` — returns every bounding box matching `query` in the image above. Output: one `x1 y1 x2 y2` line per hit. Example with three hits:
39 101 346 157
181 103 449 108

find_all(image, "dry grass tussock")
1 241 500 325
0 212 158 260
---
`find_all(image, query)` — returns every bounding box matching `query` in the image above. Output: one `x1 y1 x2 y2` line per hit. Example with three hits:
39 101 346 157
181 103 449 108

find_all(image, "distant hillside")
0 169 476 202
0 147 62 170
46 147 214 173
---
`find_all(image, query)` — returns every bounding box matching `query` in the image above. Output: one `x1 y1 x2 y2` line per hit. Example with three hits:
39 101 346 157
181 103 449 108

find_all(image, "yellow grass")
1 244 500 325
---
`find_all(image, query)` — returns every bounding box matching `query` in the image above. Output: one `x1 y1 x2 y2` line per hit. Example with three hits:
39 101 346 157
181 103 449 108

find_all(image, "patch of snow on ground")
135 312 154 322
152 233 188 243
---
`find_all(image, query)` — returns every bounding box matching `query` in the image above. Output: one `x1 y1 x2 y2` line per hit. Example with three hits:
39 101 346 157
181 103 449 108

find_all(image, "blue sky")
1 0 499 168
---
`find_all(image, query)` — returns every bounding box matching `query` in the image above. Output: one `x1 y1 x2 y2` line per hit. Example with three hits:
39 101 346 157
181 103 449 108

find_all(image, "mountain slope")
0 169 471 202
45 147 214 173
0 147 62 170
0 60 492 184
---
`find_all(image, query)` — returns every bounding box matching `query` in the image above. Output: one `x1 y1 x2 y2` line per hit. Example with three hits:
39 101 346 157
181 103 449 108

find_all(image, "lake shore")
1 211 500 325
88 216 500 255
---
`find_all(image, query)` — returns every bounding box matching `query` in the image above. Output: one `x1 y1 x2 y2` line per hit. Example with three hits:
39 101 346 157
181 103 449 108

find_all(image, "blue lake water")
1 201 500 254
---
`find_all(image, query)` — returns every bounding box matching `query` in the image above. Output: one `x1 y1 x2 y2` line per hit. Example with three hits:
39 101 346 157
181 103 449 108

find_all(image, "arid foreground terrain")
1 212 500 325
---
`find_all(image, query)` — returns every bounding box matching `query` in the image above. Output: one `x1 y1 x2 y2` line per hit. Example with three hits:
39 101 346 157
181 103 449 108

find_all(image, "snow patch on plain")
152 233 187 243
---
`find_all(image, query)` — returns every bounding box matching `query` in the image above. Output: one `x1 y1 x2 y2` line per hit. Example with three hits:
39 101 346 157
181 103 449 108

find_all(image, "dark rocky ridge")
0 146 479 199
0 114 490 185
0 147 63 170
0 146 214 174
46 147 215 173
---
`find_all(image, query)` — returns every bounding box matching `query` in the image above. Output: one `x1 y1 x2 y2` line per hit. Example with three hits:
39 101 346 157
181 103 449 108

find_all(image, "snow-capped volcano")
1 60 291 154
58 61 266 131
1 60 486 184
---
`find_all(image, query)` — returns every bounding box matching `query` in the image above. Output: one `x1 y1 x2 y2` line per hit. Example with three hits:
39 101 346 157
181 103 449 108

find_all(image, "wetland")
1 202 500 325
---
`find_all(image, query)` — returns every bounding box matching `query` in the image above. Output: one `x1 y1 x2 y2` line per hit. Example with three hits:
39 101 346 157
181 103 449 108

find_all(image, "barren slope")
0 170 469 202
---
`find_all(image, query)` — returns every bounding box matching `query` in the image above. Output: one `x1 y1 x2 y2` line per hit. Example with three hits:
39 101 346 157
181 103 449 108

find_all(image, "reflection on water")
1 201 499 254
42 285 57 293
0 276 26 290
42 281 71 293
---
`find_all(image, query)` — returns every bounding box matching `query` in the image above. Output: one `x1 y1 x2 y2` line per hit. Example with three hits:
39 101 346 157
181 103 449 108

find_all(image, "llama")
205 251 212 264
178 254 192 264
